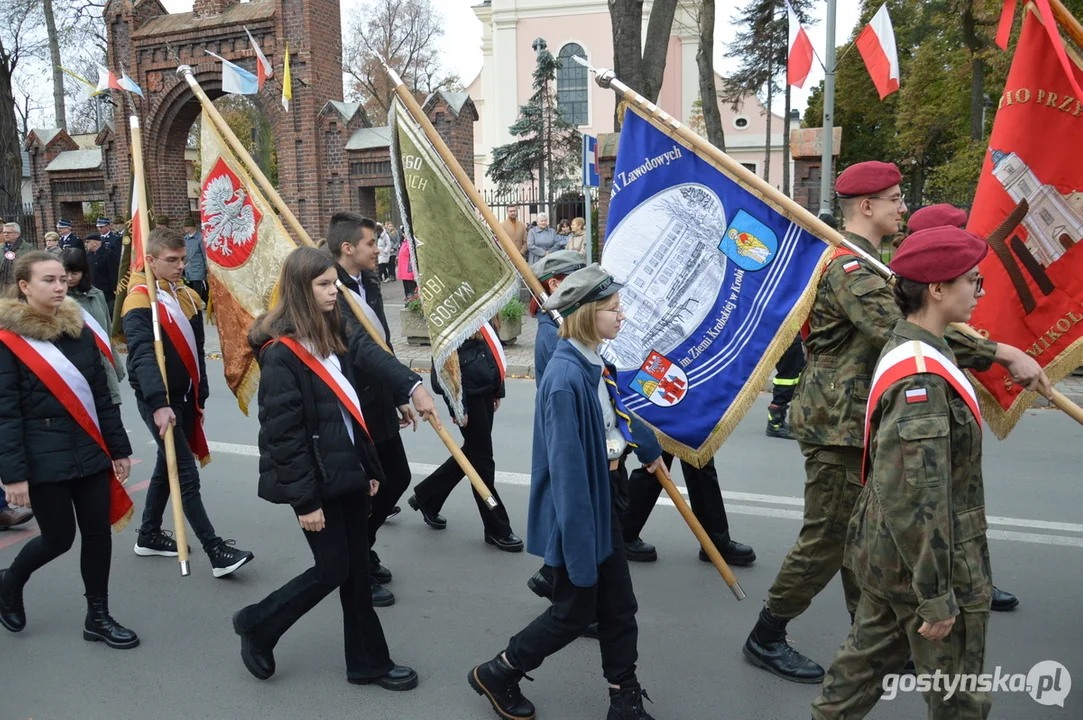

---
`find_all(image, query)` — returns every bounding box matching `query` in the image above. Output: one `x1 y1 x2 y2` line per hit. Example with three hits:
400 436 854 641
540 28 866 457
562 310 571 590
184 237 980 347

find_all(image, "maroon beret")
907 204 969 232
835 161 903 197
890 227 989 282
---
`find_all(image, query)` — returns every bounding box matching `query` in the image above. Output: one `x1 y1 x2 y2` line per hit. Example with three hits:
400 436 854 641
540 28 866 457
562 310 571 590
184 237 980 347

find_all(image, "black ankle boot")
742 604 824 683
468 653 536 720
608 683 655 719
766 404 796 439
0 568 26 633
83 595 139 649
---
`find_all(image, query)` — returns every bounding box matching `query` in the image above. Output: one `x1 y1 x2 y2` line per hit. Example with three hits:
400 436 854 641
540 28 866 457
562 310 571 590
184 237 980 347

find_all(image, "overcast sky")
160 0 863 114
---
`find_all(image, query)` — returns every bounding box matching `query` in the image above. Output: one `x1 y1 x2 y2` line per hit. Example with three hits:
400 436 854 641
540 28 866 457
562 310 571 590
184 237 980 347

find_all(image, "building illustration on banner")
992 149 1083 266
603 184 728 371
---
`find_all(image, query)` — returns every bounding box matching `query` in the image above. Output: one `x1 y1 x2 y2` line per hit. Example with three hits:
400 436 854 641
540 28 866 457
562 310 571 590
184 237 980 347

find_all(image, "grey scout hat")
531 250 588 282
542 263 622 317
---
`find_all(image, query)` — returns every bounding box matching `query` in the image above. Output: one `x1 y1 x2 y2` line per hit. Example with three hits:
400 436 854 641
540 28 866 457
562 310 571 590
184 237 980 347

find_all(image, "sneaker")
134 530 188 558
207 539 254 578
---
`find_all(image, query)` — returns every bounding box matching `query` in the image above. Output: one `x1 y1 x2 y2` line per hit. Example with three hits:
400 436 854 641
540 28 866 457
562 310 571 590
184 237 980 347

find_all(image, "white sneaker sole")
212 554 253 578
134 544 178 557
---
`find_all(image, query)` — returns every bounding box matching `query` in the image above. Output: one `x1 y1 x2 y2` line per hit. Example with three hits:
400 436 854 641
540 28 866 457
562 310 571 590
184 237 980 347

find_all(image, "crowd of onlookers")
499 207 588 265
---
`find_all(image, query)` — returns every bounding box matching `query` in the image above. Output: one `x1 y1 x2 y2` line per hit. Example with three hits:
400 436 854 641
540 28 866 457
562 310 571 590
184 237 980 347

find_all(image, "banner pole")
175 67 497 507
129 116 191 577
1052 0 1083 47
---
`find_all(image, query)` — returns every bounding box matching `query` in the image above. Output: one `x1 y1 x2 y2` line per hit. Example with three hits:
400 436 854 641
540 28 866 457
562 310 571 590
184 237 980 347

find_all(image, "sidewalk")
199 281 1083 405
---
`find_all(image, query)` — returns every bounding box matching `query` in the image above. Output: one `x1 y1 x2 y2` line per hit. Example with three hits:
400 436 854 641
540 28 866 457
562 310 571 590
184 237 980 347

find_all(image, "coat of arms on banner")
201 157 262 268
721 209 777 271
632 350 688 407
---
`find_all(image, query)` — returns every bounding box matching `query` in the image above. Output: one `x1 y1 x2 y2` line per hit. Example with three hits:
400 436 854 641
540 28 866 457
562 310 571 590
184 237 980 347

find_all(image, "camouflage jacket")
791 232 998 448
845 320 992 622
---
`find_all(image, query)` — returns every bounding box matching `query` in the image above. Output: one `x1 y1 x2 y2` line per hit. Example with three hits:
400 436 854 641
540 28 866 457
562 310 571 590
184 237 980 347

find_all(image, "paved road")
1 367 1081 719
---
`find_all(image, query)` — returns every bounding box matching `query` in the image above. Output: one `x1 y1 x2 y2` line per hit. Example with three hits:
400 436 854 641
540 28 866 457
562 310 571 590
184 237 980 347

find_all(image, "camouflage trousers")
811 591 991 719
766 444 863 620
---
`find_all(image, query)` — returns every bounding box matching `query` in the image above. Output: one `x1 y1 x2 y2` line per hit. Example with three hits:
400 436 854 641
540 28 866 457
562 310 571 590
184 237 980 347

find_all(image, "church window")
557 43 589 126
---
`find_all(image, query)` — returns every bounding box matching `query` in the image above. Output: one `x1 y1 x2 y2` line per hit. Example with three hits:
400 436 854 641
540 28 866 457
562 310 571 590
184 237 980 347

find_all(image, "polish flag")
129 173 144 273
244 26 274 89
856 3 900 100
787 1 815 89
96 65 124 93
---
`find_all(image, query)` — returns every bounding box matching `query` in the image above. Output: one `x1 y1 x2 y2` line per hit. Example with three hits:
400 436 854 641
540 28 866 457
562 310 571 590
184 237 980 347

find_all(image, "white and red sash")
131 284 211 465
479 321 507 382
346 284 388 338
862 340 982 484
79 306 114 368
277 338 371 444
0 329 134 531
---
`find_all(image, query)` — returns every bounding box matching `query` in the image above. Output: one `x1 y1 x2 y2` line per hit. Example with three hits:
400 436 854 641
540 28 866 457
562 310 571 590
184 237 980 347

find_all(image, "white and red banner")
787 0 815 89
856 3 900 99
279 338 370 443
243 26 274 89
80 306 115 368
129 172 145 273
479 321 506 382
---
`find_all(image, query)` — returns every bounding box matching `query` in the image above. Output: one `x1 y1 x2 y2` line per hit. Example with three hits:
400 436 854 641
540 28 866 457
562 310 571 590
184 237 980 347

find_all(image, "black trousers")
236 491 394 680
136 397 220 551
412 393 512 537
621 454 730 544
507 508 639 686
9 471 112 597
402 279 417 298
378 262 393 280
771 336 806 407
368 434 411 547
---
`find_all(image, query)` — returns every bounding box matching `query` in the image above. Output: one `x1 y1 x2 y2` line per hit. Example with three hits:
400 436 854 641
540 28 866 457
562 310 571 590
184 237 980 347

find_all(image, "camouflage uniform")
769 233 996 621
811 320 993 719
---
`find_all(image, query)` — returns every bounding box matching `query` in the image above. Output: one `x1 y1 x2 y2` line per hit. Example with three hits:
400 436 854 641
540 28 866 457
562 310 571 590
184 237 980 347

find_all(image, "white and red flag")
787 0 815 89
244 26 274 89
856 3 900 99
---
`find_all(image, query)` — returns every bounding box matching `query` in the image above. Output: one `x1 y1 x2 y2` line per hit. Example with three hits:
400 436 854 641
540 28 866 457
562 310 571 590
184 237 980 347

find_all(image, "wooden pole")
176 66 498 509
1052 0 1083 48
129 116 191 577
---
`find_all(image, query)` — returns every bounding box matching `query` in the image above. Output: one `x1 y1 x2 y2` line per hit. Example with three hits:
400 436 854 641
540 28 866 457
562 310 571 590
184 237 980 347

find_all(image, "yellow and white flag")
281 43 293 112
199 111 297 413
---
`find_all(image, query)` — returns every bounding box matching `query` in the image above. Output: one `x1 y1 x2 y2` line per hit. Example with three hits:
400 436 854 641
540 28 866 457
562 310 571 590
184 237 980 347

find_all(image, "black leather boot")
991 586 1019 611
0 568 26 632
742 604 824 683
468 653 536 720
83 595 139 649
233 608 276 680
766 404 796 439
608 683 655 720
526 569 554 600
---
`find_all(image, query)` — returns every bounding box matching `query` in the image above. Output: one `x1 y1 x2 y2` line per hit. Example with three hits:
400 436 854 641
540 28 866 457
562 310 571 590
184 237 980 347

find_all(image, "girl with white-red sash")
233 247 416 690
0 251 137 648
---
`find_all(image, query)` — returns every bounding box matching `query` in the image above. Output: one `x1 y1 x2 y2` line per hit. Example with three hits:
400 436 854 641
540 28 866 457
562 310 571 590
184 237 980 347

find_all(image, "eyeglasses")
152 255 186 266
972 274 984 294
597 306 625 315
868 195 907 207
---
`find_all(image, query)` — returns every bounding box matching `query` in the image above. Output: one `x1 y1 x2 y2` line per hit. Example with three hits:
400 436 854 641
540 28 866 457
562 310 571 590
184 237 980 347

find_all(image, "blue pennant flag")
601 107 831 465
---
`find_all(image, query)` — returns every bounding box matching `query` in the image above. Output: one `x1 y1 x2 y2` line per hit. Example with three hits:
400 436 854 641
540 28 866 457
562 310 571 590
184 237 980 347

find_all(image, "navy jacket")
527 339 659 587
533 312 559 386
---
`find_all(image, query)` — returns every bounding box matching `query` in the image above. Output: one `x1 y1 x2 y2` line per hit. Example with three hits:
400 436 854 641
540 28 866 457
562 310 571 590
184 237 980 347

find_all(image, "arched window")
557 43 588 126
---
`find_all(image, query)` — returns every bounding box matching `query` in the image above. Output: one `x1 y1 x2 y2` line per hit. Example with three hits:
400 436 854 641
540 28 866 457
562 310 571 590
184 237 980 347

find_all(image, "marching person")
324 212 438 606
743 160 1048 684
766 336 805 439
61 248 125 406
123 227 254 577
0 252 137 648
468 265 665 720
234 247 417 690
407 320 522 552
811 227 1005 718
530 250 586 383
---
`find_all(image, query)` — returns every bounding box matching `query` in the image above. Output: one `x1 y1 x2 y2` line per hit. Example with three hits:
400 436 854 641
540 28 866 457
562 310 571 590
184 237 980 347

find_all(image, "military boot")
469 653 536 720
743 604 824 683
766 404 795 439
83 595 139 649
608 683 655 720
0 568 26 632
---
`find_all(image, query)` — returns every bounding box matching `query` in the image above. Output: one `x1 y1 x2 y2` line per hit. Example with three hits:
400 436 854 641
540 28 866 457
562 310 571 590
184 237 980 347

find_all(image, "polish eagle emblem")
200 158 262 268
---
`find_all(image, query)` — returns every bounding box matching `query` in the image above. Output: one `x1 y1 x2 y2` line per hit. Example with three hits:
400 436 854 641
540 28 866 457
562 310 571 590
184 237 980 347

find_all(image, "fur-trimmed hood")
0 298 85 341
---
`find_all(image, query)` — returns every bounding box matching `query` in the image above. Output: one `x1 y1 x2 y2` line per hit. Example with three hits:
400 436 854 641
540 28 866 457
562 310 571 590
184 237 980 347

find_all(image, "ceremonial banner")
199 111 297 414
389 98 518 421
602 106 831 465
967 6 1083 438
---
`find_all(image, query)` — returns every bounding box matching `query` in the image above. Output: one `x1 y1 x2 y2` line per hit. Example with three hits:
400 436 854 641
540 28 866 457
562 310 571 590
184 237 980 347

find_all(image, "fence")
0 204 38 249
481 186 599 227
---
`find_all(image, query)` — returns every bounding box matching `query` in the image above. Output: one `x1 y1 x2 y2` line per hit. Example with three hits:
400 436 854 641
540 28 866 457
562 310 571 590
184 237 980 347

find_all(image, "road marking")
198 441 1083 548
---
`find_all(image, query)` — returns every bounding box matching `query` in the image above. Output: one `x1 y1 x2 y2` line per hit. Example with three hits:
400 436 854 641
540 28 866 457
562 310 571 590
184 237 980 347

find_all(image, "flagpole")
1052 0 1083 47
175 66 499 510
819 0 838 219
129 116 191 577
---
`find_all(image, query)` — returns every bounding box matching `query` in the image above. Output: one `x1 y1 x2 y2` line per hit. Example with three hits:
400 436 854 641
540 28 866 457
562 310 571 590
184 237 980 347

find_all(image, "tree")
487 44 581 215
44 0 66 131
694 0 725 151
0 1 43 212
343 0 460 124
608 0 679 126
723 0 816 194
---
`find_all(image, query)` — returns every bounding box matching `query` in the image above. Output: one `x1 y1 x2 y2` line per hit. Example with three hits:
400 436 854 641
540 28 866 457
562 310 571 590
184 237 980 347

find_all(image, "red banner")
967 6 1083 437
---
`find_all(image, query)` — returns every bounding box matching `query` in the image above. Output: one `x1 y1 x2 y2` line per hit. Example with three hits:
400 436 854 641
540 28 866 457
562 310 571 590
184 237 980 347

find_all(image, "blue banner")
583 134 600 187
601 107 830 463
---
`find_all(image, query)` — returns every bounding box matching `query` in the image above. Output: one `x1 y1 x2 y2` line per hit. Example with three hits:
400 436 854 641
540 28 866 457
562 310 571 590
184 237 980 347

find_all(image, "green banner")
390 98 518 420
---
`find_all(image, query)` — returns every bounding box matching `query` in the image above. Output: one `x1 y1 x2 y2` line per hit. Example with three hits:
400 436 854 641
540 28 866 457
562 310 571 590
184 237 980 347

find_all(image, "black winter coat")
0 298 132 486
431 337 506 415
336 265 421 444
122 281 209 411
87 247 118 299
250 325 387 515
